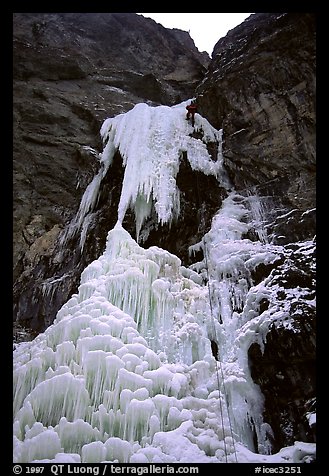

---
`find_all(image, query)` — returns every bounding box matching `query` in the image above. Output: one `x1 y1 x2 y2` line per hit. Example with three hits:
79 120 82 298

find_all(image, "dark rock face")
13 12 209 335
196 13 316 238
248 239 316 451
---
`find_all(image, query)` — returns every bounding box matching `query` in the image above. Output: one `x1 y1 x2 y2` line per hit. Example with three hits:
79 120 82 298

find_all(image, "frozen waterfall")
13 101 316 464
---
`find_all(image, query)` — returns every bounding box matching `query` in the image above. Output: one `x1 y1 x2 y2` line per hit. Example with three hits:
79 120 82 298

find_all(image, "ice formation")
13 101 316 463
62 100 228 248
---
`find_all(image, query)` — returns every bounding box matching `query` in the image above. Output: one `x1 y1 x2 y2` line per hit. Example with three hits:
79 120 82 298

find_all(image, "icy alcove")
13 101 316 463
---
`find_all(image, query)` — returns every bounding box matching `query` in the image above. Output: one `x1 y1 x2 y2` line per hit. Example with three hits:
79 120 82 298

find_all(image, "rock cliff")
13 12 316 455
196 13 315 239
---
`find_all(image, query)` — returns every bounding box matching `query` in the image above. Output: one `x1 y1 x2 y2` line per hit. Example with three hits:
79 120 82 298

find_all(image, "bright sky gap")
137 13 253 55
